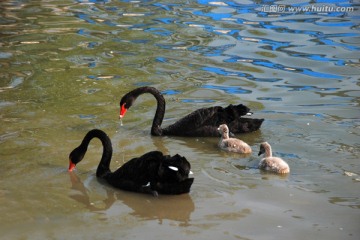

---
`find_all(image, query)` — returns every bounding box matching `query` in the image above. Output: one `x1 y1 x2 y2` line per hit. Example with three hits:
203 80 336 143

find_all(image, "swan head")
217 124 229 135
119 101 132 119
68 147 85 171
119 93 136 118
119 103 127 119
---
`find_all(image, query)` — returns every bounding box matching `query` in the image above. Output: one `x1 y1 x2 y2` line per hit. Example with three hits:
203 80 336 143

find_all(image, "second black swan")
68 129 194 195
119 86 264 137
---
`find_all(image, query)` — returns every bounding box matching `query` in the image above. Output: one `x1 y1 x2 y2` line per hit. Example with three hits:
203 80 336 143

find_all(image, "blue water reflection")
202 84 251 94
274 85 340 92
187 1 360 79
201 66 282 83
188 44 236 56
144 27 173 36
261 110 326 119
161 89 181 95
75 13 96 24
224 56 343 79
257 97 282 101
70 0 359 90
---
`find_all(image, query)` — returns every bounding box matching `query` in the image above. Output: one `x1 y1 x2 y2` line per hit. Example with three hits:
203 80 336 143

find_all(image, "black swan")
119 86 264 137
258 142 290 174
68 129 194 195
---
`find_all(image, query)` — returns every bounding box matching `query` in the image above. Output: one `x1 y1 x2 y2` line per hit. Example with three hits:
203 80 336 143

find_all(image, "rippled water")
1 0 359 239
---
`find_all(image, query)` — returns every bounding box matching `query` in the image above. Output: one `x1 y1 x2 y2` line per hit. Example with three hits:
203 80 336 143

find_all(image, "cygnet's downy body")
217 124 252 154
258 142 290 174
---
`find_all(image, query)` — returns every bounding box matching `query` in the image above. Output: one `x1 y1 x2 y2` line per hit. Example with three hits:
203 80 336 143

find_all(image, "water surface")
0 0 359 239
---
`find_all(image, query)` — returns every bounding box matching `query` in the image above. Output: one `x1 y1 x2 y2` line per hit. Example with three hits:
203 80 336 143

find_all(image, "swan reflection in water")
68 172 195 225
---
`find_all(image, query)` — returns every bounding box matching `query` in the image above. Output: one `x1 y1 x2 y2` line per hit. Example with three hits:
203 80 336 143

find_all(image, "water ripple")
75 13 96 24
261 110 326 119
283 51 346 66
144 27 173 36
161 89 181 95
224 56 344 79
201 84 251 94
189 0 360 80
200 66 282 83
257 97 282 102
188 44 236 56
274 85 340 92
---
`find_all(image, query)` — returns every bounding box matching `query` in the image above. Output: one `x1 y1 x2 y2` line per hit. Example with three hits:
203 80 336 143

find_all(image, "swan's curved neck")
263 143 272 158
79 129 113 178
221 130 229 140
133 87 165 136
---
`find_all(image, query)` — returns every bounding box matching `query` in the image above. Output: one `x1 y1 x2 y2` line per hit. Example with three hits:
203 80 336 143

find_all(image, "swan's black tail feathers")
229 118 264 133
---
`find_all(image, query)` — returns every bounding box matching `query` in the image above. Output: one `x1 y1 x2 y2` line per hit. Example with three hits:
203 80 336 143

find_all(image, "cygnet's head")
217 124 229 135
258 142 270 156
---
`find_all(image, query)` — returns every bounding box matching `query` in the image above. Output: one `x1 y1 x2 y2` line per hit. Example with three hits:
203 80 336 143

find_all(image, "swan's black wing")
161 106 220 136
105 151 194 195
228 118 264 134
162 104 263 136
105 151 163 193
155 178 194 194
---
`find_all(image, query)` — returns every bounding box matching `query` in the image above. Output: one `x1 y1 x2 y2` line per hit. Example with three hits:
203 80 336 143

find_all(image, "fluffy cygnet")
217 124 252 154
258 142 290 174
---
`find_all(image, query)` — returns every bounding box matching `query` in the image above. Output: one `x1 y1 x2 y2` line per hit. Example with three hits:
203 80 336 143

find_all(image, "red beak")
120 104 127 119
68 160 76 172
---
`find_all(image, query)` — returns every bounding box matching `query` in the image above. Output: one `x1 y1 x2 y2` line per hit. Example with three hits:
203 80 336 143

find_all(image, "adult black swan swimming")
119 86 264 137
68 129 194 195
